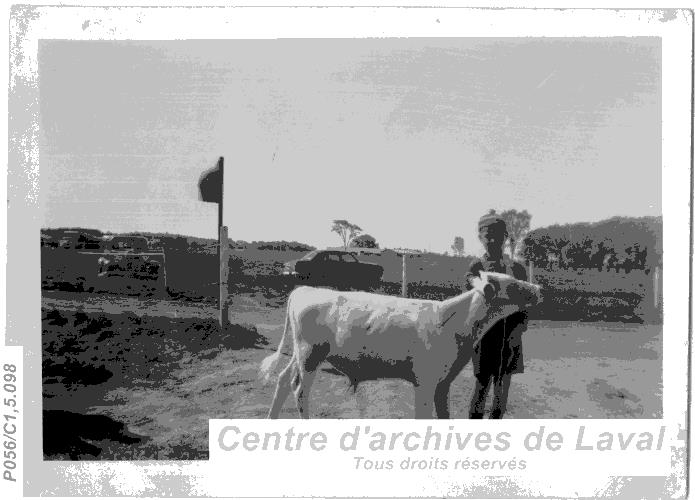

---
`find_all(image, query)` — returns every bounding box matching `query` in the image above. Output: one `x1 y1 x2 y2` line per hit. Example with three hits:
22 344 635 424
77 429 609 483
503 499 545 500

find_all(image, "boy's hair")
478 213 508 236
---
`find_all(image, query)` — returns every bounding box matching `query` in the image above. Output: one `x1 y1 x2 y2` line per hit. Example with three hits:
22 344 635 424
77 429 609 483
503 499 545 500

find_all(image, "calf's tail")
259 303 293 384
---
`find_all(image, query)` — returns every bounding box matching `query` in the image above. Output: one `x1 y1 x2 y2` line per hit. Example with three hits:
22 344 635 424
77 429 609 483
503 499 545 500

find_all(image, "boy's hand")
464 271 480 291
465 261 484 291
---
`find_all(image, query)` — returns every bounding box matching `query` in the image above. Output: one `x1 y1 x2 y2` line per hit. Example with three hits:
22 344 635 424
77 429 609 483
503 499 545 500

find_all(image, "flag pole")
401 253 407 297
218 157 224 232
218 157 229 330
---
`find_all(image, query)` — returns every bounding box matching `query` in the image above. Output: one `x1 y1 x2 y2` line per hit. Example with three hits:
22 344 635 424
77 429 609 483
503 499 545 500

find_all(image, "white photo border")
5 5 692 498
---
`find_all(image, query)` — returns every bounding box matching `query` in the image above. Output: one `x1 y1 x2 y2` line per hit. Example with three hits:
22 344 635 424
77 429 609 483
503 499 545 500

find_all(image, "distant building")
326 246 383 256
390 247 423 257
325 246 424 257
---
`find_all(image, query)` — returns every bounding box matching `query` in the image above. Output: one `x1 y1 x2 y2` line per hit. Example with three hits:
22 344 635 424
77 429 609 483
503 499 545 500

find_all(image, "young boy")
465 213 529 419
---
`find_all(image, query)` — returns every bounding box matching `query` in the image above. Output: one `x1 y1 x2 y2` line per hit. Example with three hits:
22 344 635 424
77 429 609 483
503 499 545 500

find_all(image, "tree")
500 209 532 260
351 234 379 248
331 220 362 250
521 216 661 271
450 236 465 257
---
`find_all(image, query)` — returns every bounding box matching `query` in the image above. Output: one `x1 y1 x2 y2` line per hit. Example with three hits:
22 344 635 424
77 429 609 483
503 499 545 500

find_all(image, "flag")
198 157 223 204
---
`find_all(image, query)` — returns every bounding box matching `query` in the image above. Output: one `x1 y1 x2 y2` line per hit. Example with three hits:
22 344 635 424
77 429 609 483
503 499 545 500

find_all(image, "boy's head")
478 213 507 258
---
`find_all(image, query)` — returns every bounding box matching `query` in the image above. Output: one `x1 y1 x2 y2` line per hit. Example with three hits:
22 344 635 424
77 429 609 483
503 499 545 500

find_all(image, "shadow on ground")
43 409 145 459
42 304 267 460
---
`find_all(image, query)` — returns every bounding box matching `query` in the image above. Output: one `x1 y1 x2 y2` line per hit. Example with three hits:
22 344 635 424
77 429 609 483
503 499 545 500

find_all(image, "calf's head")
468 271 542 341
475 271 542 308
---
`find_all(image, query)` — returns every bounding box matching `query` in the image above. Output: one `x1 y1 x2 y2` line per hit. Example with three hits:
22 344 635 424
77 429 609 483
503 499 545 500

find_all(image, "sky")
39 38 660 256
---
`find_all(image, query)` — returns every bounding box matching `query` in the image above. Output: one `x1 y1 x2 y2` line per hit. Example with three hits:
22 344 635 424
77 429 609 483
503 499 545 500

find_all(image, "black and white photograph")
3 4 692 499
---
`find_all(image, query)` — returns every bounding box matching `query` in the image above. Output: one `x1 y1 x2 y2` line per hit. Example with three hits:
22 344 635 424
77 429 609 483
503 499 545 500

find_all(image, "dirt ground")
42 290 662 460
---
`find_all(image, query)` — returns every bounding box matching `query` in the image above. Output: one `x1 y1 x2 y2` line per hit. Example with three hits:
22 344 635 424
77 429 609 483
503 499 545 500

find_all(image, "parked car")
96 253 167 296
284 250 383 290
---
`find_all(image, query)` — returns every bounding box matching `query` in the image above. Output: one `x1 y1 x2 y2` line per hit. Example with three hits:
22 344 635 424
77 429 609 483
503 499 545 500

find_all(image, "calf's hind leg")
294 370 317 419
293 342 329 419
267 358 296 419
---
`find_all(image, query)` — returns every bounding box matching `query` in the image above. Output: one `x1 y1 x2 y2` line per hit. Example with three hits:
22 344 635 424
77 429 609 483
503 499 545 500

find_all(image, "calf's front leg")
434 381 452 419
434 352 470 419
413 383 436 419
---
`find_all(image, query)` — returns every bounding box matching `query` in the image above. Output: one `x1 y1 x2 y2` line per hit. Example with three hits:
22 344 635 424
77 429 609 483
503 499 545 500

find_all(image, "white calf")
259 272 541 419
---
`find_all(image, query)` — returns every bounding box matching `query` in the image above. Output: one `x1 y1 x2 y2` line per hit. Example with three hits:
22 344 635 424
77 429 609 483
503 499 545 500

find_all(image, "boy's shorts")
472 311 528 381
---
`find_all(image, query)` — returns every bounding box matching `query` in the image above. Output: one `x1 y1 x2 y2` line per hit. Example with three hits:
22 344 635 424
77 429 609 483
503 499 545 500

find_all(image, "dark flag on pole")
198 157 223 204
198 156 228 329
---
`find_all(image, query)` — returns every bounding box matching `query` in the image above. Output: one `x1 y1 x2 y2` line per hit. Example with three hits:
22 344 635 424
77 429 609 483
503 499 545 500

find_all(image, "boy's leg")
468 374 491 418
490 373 512 419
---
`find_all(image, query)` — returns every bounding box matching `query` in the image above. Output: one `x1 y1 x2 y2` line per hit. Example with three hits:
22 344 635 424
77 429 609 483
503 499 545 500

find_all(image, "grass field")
42 288 662 460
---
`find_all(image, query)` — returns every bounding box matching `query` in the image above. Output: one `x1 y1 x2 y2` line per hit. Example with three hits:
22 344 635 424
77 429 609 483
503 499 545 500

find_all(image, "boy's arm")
509 261 529 332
